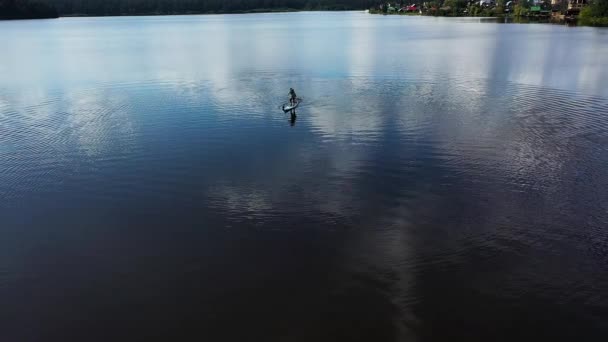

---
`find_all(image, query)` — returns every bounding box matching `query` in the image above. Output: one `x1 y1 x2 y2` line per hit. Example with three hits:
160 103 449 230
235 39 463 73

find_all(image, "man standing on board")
289 88 297 105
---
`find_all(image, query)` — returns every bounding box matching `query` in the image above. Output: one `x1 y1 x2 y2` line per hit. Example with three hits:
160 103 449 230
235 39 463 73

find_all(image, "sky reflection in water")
1 12 608 341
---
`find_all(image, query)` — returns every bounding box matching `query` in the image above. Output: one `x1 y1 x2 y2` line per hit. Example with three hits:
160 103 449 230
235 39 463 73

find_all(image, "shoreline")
2 8 365 20
367 10 608 27
59 8 302 18
3 9 606 26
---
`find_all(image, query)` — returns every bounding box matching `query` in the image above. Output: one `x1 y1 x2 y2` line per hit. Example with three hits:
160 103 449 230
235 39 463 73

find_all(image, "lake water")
1 11 608 341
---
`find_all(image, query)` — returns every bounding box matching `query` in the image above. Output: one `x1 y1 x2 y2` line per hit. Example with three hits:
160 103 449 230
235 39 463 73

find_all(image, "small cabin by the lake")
565 0 588 17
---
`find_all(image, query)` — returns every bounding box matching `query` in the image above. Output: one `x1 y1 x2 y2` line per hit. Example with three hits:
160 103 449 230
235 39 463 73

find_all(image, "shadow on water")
290 111 297 126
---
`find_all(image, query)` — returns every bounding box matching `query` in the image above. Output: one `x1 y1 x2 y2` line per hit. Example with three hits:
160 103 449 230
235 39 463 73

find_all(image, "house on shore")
565 0 588 19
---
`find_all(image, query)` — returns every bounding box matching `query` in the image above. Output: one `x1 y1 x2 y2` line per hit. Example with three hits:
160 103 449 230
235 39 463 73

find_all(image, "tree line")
0 0 59 19
7 0 605 22
580 0 608 25
33 0 376 16
372 0 607 21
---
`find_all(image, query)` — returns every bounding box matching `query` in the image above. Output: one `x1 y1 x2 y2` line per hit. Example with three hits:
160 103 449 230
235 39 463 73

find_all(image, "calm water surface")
1 12 608 341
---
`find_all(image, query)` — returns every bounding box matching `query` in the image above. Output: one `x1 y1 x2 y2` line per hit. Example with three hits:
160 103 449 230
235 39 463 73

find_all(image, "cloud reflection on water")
1 12 608 341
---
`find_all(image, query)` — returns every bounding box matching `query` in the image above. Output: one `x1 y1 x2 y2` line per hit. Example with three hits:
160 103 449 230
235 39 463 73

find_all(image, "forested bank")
35 0 374 16
579 0 608 25
370 0 608 26
6 0 604 25
0 0 58 19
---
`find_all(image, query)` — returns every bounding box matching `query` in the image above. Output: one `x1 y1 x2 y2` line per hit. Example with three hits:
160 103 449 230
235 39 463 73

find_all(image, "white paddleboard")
282 99 301 112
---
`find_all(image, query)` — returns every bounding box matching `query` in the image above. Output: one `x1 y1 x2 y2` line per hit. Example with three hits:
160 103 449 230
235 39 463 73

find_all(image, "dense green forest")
370 0 608 25
2 0 607 21
33 0 374 16
0 0 58 19
580 0 608 25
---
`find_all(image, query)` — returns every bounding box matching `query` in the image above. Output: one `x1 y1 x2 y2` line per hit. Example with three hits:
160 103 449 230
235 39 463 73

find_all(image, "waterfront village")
371 0 593 22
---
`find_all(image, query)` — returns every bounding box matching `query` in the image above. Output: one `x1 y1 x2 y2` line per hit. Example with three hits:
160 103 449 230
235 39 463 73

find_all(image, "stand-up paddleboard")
282 99 301 112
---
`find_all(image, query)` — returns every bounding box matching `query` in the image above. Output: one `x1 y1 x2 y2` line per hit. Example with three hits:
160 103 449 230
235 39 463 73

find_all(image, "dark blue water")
1 12 608 341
